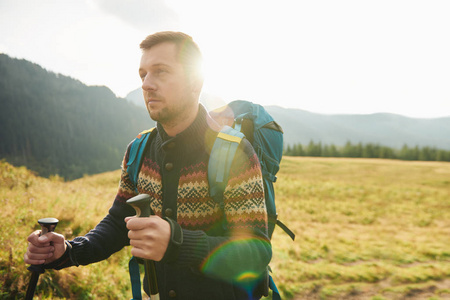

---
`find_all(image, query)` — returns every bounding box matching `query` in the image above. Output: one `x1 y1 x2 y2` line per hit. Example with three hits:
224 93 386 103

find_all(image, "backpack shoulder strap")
126 128 156 191
208 126 245 206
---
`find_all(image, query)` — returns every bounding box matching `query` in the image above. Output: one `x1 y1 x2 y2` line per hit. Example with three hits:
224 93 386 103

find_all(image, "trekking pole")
127 194 159 300
25 218 59 300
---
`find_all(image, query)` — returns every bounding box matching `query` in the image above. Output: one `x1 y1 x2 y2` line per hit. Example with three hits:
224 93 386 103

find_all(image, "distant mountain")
0 54 153 180
127 89 450 150
265 106 450 150
125 88 145 108
126 88 227 111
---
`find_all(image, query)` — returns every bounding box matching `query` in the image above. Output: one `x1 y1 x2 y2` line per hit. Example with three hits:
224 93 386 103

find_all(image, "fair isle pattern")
114 152 139 202
224 153 267 230
116 156 164 213
177 161 222 231
116 141 267 233
116 167 140 203
137 157 163 216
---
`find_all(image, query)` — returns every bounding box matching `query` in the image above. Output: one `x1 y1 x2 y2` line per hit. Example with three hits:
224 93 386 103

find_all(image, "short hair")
140 31 203 81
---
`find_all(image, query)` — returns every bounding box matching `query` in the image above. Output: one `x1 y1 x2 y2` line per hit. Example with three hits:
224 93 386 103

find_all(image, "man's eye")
156 68 167 75
140 73 146 81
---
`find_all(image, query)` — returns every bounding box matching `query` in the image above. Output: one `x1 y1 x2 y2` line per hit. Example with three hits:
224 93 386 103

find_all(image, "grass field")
1 157 449 299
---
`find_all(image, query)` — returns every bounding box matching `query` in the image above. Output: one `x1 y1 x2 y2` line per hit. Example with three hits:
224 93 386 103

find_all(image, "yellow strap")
139 128 155 135
217 132 242 144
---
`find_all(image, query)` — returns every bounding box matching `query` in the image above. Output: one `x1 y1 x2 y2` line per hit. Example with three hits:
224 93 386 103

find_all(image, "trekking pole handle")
38 218 59 235
127 194 153 218
127 194 159 300
25 218 59 300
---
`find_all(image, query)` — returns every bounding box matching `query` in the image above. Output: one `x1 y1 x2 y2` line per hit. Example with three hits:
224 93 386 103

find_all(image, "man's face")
139 42 199 126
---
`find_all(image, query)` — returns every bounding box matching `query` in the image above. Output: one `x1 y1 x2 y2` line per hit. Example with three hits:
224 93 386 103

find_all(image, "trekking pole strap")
129 256 142 300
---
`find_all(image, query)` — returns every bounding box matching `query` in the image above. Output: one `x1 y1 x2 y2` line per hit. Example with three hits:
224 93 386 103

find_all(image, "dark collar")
156 104 217 154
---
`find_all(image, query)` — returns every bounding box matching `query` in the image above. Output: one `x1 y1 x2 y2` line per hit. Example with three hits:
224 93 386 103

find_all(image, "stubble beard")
147 95 197 128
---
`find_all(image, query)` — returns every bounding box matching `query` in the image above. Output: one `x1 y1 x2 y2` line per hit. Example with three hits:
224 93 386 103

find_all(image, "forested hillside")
2 54 449 180
0 54 153 180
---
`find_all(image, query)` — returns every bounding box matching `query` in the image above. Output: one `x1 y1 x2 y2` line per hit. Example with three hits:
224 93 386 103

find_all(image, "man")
25 31 271 299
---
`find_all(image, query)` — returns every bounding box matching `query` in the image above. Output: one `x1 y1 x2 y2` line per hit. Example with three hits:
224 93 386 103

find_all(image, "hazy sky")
1 0 449 118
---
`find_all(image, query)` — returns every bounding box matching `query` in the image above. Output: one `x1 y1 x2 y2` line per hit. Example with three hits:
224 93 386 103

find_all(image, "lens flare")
236 271 260 282
200 235 270 287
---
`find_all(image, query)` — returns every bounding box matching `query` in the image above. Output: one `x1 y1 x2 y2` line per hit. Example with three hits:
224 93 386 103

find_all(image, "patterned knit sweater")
54 105 271 299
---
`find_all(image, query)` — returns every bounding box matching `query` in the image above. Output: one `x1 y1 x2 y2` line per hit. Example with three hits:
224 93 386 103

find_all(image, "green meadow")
1 157 449 299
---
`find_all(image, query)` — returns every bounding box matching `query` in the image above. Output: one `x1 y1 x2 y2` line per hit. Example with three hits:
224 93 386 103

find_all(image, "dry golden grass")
269 157 450 299
0 162 130 299
1 157 449 299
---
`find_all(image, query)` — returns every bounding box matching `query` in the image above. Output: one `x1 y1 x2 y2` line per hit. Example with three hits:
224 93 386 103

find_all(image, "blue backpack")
126 100 294 299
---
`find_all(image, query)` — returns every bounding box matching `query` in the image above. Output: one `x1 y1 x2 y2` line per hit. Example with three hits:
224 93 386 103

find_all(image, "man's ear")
190 76 204 96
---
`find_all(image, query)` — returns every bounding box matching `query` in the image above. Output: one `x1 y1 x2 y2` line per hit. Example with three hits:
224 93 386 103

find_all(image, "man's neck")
162 104 199 137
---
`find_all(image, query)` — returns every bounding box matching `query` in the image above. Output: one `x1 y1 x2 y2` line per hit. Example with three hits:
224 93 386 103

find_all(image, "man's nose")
142 74 156 91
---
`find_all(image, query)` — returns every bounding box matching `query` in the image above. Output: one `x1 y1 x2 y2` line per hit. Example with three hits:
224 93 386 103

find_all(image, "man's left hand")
125 215 171 261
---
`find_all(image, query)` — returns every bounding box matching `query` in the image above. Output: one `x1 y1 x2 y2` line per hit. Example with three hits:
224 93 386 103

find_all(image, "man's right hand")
24 230 67 265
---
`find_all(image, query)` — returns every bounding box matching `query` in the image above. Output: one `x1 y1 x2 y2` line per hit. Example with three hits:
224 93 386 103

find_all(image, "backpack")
126 100 295 299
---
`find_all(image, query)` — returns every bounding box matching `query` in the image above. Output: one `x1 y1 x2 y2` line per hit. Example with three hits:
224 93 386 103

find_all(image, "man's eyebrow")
151 63 171 68
139 63 171 72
